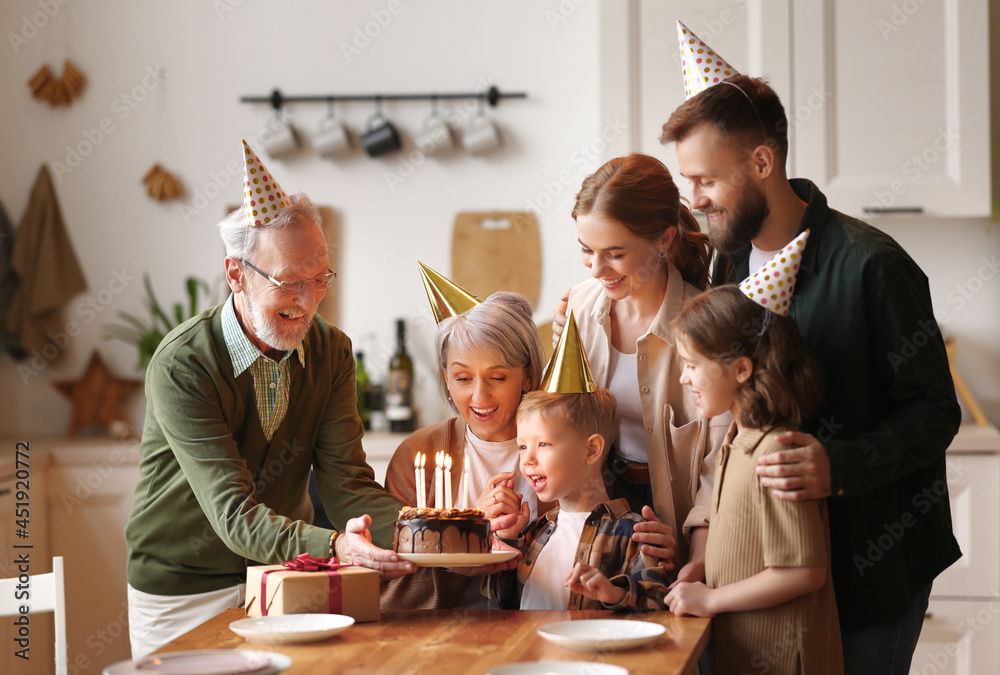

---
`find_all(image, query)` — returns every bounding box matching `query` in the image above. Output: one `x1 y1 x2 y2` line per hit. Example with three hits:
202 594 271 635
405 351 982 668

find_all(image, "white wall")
2 0 998 438
0 0 606 435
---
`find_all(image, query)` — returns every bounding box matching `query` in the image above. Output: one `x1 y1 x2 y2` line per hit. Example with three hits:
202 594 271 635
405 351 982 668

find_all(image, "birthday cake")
393 507 491 555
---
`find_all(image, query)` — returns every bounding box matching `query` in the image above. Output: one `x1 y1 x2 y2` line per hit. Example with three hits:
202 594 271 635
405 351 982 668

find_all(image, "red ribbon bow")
282 553 347 572
260 554 353 616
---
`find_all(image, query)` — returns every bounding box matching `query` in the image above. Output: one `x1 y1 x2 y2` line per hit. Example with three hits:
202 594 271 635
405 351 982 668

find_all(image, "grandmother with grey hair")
380 287 677 609
381 291 550 609
125 144 412 658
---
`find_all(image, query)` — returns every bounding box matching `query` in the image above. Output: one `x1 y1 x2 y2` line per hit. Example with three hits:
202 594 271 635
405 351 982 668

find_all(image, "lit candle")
462 457 470 510
444 454 453 511
417 453 426 509
435 451 444 508
421 453 428 509
413 453 421 509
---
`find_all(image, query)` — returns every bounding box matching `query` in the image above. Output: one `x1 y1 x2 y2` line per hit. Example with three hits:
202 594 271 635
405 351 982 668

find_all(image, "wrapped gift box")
245 558 380 623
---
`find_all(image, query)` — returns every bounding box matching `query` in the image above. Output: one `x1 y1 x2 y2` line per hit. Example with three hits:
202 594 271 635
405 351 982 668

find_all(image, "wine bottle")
355 351 371 430
386 319 415 433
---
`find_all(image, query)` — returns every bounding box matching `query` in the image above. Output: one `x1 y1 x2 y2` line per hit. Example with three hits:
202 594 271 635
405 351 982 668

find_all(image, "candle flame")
445 454 452 470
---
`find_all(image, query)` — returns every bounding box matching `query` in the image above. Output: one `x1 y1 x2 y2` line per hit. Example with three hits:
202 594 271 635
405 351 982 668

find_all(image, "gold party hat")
677 20 740 100
739 229 809 317
418 261 480 323
242 139 292 228
540 311 596 394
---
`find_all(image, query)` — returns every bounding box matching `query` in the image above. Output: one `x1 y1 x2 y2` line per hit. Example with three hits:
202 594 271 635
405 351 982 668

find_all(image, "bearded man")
662 74 960 674
124 142 414 658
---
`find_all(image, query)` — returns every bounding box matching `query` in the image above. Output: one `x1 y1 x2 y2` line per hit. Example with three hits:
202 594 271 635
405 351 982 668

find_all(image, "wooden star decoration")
52 350 142 437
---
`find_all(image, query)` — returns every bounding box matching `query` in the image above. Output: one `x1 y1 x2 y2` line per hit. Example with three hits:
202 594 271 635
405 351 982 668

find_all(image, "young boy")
486 313 670 611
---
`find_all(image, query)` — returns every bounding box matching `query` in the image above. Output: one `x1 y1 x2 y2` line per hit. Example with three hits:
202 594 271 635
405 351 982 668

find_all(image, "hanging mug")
414 107 455 157
262 114 300 159
462 110 502 156
314 114 352 160
361 111 402 158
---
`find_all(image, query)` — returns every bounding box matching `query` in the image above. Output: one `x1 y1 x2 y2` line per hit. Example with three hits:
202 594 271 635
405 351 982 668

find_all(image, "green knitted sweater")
125 303 401 595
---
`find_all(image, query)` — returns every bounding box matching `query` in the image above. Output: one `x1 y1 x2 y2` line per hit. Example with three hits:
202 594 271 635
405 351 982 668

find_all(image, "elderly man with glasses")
124 143 415 658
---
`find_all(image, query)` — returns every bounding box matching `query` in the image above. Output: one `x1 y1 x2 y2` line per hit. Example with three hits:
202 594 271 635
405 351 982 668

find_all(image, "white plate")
486 662 628 675
103 650 292 675
229 614 354 644
396 550 519 567
537 620 666 652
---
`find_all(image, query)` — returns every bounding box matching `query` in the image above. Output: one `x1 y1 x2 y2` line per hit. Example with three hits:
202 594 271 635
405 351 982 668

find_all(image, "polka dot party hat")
242 139 292 228
677 20 740 100
739 229 810 317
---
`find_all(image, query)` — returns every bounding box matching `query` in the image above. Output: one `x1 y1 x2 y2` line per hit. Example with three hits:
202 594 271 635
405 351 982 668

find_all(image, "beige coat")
567 262 730 568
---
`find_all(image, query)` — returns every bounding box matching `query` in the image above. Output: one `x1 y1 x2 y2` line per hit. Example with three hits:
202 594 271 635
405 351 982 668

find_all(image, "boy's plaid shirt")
487 498 671 611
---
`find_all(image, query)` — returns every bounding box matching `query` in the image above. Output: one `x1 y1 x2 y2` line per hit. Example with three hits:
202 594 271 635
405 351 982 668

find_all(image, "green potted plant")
104 273 212 370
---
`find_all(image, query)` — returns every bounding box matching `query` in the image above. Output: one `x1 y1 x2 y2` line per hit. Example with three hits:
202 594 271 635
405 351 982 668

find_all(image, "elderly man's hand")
334 514 416 580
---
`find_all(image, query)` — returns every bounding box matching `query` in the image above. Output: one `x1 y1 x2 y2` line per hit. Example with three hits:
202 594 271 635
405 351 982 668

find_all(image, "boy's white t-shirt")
452 429 540 609
519 509 591 610
461 427 539 523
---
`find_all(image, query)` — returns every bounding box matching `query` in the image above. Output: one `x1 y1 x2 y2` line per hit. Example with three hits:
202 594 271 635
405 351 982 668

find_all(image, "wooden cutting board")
451 211 541 306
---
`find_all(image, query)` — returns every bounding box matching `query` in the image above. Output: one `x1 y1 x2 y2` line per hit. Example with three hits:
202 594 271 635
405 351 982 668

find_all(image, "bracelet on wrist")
329 530 340 559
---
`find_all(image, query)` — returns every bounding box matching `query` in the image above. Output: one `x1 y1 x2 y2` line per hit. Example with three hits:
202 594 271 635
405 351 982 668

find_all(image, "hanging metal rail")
240 86 526 110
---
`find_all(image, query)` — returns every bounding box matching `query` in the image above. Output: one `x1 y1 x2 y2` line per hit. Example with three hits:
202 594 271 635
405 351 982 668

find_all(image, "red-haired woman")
554 153 729 582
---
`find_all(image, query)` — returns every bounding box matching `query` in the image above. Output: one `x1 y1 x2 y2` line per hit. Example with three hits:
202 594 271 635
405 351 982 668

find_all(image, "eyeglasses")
239 259 337 295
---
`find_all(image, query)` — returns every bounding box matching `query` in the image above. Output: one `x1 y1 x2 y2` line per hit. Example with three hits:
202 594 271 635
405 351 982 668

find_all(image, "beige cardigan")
566 262 731 568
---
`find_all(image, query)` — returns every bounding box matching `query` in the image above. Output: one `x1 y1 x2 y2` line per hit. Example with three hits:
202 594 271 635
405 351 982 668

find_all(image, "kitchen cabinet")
0 437 139 675
0 443 53 675
790 0 991 218
602 0 992 218
911 424 1000 675
915 599 999 675
44 438 141 675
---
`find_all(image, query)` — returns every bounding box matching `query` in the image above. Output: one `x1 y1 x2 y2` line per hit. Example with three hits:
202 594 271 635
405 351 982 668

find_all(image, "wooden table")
156 607 711 674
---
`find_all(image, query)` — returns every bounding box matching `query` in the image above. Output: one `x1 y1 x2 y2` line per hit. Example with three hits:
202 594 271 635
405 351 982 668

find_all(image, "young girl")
665 280 843 674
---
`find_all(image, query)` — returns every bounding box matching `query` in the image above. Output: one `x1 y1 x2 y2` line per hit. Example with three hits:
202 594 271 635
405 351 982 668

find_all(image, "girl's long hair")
673 286 824 430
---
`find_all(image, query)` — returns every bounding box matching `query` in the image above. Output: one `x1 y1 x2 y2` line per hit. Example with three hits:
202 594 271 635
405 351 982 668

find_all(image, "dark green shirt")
712 179 961 630
125 302 402 595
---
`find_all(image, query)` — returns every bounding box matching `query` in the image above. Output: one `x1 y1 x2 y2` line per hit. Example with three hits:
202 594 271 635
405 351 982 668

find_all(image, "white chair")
0 556 67 675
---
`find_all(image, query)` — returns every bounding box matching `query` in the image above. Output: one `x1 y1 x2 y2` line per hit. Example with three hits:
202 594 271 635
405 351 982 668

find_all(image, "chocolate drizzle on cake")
393 508 490 555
